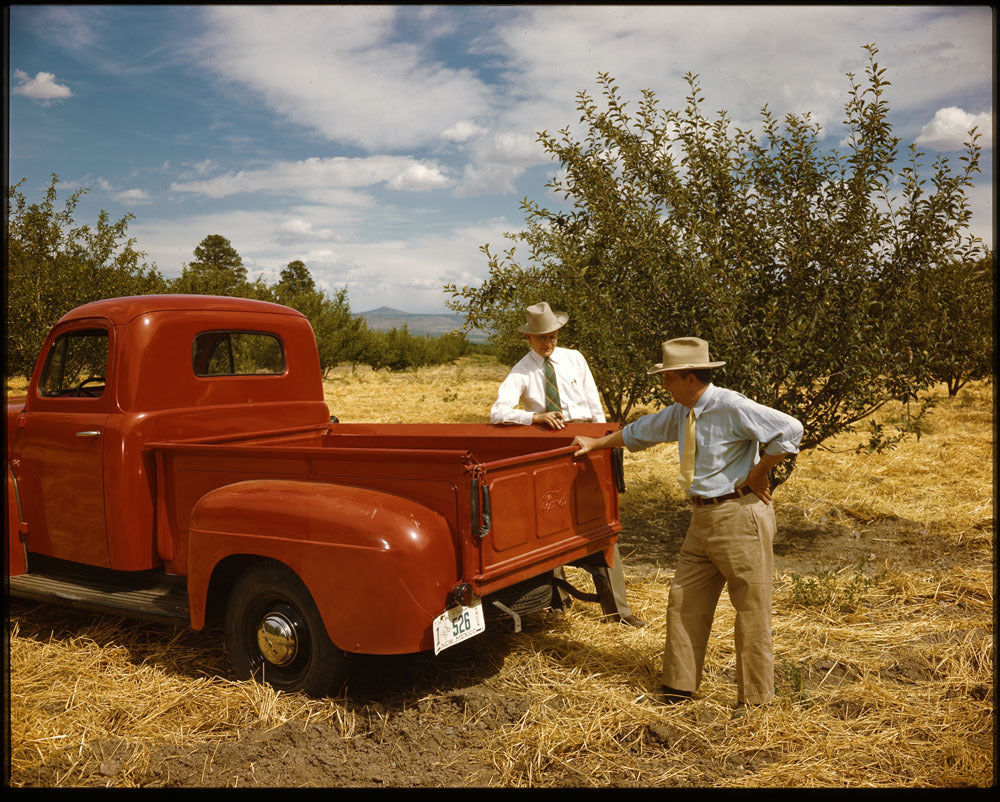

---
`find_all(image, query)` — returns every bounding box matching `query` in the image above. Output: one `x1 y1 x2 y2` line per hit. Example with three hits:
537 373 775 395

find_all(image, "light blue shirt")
621 383 803 498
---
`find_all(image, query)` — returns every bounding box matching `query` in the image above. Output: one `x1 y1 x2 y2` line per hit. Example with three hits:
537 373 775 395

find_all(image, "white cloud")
387 163 451 191
455 131 548 196
277 218 340 244
279 219 317 236
916 107 993 151
188 6 992 200
114 188 152 205
482 6 993 143
442 121 488 143
457 162 528 198
183 159 217 178
197 6 496 151
964 180 994 249
490 132 542 164
170 155 451 199
12 70 72 101
133 204 512 313
90 176 151 205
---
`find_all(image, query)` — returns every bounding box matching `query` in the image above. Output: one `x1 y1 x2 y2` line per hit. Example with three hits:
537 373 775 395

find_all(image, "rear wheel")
224 562 351 697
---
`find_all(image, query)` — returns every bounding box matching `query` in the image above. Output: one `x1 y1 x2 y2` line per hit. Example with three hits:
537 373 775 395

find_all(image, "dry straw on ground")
6 358 995 787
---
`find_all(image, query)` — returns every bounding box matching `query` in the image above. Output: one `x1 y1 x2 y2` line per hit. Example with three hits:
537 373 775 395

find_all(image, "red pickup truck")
6 295 625 696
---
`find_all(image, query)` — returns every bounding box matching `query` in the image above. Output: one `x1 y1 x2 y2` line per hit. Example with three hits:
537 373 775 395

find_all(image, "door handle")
75 431 101 438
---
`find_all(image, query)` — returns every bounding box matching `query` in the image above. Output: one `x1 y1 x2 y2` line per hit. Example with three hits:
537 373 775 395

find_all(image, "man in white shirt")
572 337 803 714
491 302 644 627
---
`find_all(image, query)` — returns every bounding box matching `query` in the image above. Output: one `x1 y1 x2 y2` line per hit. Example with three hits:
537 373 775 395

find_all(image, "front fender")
186 479 459 654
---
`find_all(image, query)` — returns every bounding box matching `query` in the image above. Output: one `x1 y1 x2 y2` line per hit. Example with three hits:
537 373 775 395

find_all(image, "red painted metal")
6 295 622 656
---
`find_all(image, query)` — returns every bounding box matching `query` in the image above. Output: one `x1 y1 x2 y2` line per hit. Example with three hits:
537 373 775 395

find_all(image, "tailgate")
466 443 623 596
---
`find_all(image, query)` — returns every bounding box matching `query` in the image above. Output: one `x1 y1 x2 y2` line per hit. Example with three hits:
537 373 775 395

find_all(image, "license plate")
432 599 486 655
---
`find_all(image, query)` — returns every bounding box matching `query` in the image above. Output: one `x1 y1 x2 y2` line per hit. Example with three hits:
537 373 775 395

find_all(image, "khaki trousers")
662 492 776 704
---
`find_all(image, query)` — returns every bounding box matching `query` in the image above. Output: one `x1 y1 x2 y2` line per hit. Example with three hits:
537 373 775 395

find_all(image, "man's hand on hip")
744 452 788 504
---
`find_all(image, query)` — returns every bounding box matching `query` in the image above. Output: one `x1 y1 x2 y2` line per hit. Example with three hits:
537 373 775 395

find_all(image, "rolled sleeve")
735 398 804 456
762 413 804 456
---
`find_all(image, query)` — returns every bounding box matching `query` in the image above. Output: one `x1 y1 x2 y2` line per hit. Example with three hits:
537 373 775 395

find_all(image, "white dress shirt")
490 346 606 425
621 383 803 498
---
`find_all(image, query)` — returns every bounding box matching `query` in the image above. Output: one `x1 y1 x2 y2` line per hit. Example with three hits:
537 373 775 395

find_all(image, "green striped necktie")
544 357 561 412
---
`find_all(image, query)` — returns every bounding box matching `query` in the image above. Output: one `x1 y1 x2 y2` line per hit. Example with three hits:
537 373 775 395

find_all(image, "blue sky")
9 5 994 314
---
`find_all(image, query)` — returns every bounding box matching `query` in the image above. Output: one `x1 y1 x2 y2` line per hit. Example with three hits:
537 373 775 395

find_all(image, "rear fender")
186 479 459 654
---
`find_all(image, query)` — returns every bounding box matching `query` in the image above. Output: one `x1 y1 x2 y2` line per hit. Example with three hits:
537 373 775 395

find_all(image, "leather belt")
690 486 752 507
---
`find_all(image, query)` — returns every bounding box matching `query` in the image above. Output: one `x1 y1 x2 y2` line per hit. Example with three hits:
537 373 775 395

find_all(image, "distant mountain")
357 306 490 343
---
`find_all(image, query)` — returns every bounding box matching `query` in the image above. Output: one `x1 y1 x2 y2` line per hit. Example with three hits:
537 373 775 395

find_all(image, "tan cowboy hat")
647 337 726 374
517 302 568 334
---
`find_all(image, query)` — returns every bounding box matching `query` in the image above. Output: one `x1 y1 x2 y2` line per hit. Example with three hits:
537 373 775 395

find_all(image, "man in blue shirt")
572 337 803 713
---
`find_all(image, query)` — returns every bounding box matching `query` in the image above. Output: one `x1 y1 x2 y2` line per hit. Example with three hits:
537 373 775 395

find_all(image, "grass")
6 359 995 787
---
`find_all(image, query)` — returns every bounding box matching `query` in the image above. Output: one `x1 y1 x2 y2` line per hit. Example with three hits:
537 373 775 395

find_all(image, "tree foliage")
906 250 994 396
170 233 270 299
6 174 167 377
271 260 369 375
364 326 470 372
446 45 987 479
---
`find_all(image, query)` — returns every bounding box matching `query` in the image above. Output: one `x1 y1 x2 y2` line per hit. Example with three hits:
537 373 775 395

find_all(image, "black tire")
224 561 351 697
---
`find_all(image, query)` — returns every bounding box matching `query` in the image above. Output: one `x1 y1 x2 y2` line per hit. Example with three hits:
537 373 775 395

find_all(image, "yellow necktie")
679 407 696 493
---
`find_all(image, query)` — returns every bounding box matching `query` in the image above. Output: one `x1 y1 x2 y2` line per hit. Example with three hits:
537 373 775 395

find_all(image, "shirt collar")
690 383 716 417
528 348 560 365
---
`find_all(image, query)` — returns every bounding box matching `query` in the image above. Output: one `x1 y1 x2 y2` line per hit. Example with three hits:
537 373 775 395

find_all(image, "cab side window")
38 329 109 398
192 331 285 377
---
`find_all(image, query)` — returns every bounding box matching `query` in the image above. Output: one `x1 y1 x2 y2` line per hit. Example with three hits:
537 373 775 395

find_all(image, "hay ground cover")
5 357 995 787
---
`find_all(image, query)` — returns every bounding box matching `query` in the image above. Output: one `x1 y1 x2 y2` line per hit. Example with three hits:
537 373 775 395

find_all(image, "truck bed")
148 422 622 595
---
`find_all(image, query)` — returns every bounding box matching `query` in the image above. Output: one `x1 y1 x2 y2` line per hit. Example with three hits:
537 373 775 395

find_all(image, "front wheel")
224 561 351 697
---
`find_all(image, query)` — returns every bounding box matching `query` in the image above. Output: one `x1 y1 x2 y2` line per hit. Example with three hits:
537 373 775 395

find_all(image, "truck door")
17 324 112 567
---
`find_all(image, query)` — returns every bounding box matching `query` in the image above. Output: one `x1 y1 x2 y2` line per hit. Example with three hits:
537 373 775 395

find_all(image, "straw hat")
646 337 726 374
517 302 568 334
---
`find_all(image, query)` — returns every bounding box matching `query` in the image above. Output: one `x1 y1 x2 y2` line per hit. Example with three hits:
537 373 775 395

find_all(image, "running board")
8 564 190 624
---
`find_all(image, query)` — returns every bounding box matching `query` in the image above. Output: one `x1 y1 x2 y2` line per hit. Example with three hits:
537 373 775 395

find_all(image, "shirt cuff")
493 409 534 426
763 440 799 456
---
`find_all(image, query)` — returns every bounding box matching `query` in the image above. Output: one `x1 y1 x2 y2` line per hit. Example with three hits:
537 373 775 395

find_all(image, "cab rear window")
192 331 285 377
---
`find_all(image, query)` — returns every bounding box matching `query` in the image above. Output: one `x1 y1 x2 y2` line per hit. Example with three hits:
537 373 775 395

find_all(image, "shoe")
657 685 692 704
731 702 766 720
605 613 647 627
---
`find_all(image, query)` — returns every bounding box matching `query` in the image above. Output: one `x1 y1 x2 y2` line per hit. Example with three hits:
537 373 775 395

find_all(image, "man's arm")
732 397 803 503
572 429 625 456
490 370 534 426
